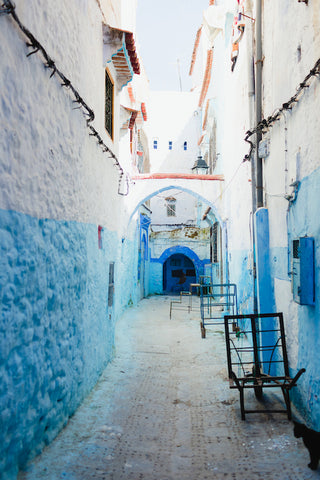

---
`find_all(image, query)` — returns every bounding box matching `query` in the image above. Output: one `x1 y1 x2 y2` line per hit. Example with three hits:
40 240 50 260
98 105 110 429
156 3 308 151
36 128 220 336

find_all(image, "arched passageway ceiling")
125 178 224 228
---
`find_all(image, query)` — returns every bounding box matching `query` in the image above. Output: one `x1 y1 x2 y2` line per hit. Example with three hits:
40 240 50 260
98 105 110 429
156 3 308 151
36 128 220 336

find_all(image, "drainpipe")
245 1 258 313
255 0 263 208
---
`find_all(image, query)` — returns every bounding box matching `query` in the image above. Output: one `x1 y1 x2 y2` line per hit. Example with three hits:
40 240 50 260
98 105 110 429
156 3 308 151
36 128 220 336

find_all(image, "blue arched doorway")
163 253 196 293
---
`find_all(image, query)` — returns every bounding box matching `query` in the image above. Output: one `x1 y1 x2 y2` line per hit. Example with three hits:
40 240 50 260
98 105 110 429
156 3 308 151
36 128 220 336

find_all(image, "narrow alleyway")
19 297 317 480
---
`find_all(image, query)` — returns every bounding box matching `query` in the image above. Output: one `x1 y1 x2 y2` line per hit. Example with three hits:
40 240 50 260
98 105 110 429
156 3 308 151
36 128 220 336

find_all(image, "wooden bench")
224 313 305 420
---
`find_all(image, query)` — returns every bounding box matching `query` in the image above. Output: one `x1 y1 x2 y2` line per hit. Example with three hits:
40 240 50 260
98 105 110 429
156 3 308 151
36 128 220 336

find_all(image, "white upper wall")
100 0 137 32
145 91 201 174
189 0 253 250
0 0 137 230
150 190 198 227
261 0 320 248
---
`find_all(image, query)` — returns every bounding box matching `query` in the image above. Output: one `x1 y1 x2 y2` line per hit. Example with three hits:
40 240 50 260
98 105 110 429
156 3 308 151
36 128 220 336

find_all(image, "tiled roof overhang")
198 49 213 108
189 26 202 76
141 102 147 121
104 26 140 89
125 32 140 75
121 107 145 130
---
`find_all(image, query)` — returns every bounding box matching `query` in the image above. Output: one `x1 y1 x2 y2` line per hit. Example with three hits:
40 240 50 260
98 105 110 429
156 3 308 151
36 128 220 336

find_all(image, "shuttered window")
105 69 114 138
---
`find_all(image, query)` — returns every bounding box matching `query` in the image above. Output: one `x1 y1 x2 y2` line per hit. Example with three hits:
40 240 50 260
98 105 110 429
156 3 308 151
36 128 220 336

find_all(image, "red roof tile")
189 27 202 76
198 49 213 108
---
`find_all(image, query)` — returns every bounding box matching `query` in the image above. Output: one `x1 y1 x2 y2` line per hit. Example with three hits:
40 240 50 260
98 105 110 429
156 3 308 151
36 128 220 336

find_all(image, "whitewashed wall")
145 91 200 173
261 0 320 428
0 1 140 478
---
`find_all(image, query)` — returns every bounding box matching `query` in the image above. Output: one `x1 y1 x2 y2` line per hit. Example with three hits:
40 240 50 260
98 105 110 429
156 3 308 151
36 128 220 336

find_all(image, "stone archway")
124 182 229 296
125 182 224 230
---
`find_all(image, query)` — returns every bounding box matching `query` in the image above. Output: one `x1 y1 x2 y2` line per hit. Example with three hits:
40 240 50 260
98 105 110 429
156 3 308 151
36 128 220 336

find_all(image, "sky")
136 0 210 92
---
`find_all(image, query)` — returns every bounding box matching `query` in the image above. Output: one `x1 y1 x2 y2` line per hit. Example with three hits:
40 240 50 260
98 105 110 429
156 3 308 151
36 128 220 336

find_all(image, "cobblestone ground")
19 296 318 480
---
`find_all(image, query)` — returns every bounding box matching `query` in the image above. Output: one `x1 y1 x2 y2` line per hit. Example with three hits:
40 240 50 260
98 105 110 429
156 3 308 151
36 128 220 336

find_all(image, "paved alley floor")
19 296 318 480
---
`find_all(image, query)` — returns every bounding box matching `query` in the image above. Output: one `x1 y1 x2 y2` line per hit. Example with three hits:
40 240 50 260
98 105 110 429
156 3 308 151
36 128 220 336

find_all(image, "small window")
153 140 158 150
166 197 176 217
211 222 220 263
293 239 300 259
183 141 187 151
108 262 115 307
169 141 173 150
105 69 114 138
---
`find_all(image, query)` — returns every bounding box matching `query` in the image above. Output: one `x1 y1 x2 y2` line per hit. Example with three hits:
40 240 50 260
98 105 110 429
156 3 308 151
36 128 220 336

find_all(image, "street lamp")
192 155 209 175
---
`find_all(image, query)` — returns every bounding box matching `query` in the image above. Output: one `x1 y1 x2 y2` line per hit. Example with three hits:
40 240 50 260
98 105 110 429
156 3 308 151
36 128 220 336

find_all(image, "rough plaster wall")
150 191 198 226
0 211 120 479
262 0 320 428
0 1 138 477
0 0 122 228
150 227 210 262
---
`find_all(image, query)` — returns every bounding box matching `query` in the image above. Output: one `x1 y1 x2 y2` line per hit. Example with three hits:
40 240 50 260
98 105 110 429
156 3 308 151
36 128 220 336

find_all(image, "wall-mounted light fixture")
192 155 209 175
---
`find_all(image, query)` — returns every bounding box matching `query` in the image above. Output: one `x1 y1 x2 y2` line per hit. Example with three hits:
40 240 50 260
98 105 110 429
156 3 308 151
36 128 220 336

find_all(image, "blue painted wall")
228 249 254 316
138 214 151 298
254 208 276 315
0 209 122 479
249 169 320 428
277 168 320 429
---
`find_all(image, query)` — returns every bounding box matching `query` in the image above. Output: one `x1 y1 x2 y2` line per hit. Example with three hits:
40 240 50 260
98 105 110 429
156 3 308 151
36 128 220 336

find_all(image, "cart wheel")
254 385 263 399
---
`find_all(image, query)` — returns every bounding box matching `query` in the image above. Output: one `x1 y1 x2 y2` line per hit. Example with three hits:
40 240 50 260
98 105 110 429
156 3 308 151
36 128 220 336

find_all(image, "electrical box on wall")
292 237 315 306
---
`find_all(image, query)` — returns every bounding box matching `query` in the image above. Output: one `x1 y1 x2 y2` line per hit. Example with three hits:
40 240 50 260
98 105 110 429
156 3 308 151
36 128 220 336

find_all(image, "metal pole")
255 0 263 208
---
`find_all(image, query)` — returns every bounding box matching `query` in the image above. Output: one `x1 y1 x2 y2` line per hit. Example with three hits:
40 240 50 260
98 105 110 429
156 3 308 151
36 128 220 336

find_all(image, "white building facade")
190 0 320 429
0 1 149 477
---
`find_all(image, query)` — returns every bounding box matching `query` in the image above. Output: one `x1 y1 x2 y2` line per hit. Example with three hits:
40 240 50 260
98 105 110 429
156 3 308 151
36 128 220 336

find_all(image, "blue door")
163 254 196 293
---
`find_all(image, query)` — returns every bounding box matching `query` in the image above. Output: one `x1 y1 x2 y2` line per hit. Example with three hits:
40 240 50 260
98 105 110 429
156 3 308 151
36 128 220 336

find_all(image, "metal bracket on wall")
0 1 14 15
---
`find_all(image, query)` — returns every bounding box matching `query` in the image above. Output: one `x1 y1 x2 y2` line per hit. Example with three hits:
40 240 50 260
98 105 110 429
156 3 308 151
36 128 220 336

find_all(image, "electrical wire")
212 158 247 203
243 56 320 162
1 0 129 195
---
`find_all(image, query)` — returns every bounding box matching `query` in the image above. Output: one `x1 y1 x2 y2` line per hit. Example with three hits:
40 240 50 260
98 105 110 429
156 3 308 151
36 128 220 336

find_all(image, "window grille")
108 262 115 307
211 222 219 263
293 239 300 259
105 70 113 138
166 197 176 217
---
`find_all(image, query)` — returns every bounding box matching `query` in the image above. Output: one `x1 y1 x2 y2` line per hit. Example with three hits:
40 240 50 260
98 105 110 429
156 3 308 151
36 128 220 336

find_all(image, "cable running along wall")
0 0 129 195
243 57 320 162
